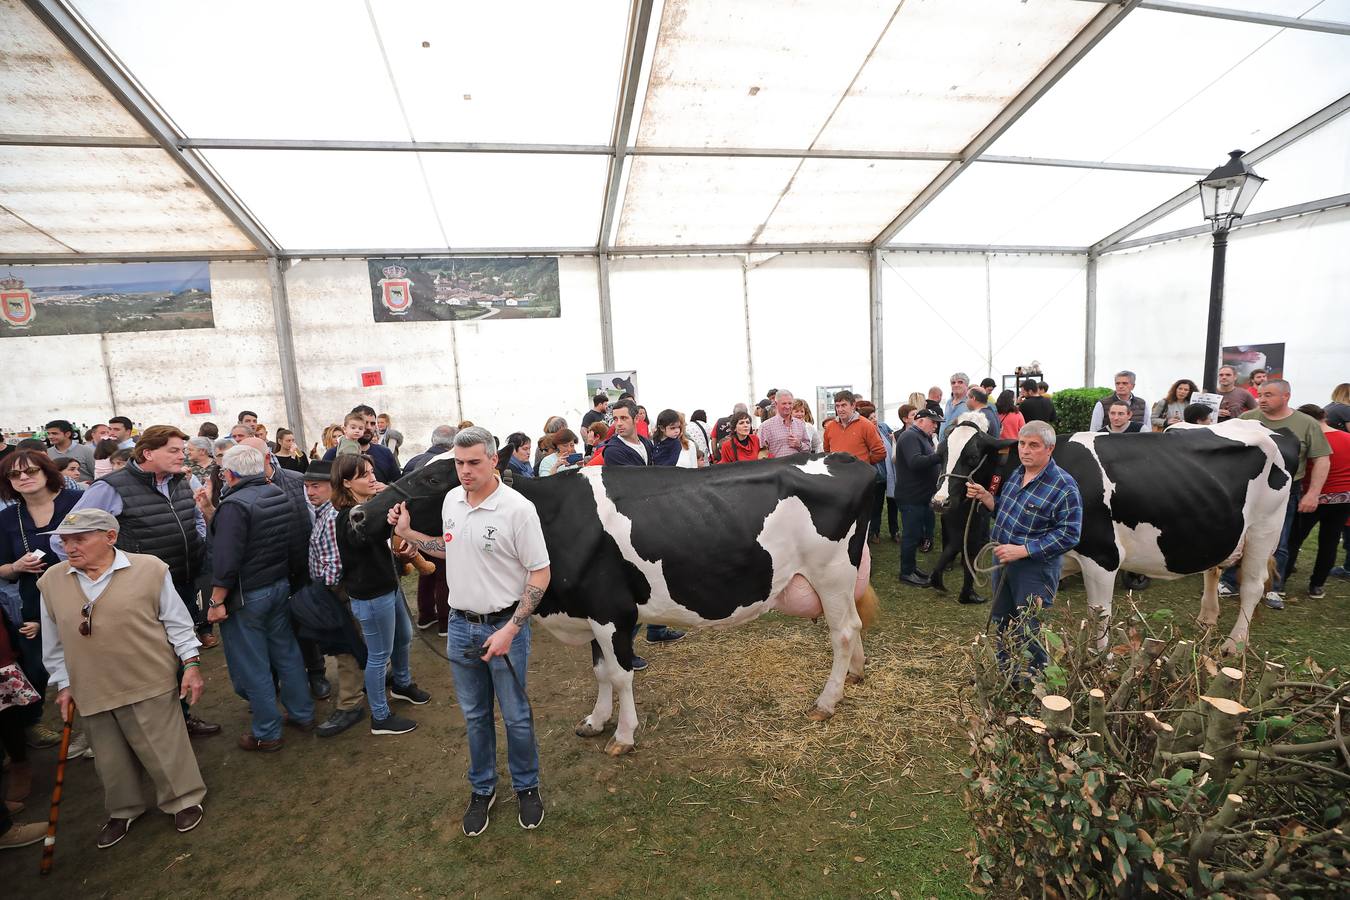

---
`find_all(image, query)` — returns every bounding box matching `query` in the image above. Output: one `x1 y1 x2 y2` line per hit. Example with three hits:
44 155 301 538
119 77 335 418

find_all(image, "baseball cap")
43 508 119 535
913 408 944 422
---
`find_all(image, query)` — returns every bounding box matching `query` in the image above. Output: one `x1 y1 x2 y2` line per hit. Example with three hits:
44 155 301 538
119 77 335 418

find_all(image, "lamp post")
1198 150 1265 392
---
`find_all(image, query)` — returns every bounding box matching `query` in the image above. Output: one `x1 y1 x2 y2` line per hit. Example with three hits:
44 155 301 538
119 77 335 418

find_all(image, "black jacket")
335 508 400 601
403 443 452 475
271 465 313 589
895 427 943 505
103 462 205 584
211 474 293 608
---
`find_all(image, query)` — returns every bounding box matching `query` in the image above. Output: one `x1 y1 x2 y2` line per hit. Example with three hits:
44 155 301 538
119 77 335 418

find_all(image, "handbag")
0 662 40 710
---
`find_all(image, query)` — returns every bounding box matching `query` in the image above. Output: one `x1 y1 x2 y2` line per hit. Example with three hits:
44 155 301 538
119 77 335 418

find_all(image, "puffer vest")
216 474 293 593
103 463 204 584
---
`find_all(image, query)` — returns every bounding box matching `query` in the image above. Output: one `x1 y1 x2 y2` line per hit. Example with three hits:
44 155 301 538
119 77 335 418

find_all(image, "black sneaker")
370 713 417 735
646 627 686 644
1308 584 1326 599
463 791 495 837
390 682 431 705
517 788 544 829
899 572 931 588
316 707 365 738
631 655 649 672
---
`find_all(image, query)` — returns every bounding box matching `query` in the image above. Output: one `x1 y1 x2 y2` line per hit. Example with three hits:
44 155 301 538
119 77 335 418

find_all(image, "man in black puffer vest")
57 424 221 737
204 444 314 753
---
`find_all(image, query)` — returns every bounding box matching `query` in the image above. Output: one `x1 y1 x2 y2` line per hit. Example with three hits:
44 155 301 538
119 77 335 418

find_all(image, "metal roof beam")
978 155 1209 176
23 0 279 256
886 243 1089 255
0 133 159 148
1100 192 1350 253
0 250 268 264
871 0 1141 248
182 138 613 155
598 0 656 252
1092 91 1350 252
282 247 598 260
1099 0 1350 36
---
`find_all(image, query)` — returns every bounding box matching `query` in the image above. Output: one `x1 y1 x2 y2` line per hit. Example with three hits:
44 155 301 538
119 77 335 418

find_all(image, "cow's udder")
769 574 825 619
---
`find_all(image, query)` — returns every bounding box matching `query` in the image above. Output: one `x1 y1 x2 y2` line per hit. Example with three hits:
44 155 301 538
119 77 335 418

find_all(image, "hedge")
1052 387 1113 433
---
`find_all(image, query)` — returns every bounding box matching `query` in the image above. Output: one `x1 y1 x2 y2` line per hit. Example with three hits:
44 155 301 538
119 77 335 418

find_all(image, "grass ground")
2 530 1346 898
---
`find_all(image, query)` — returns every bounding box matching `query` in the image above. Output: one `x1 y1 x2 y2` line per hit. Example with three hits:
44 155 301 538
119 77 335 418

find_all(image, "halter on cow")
932 418 1296 653
347 452 880 754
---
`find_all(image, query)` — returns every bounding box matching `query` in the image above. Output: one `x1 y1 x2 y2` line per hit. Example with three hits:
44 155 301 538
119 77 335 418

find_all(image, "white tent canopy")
2 0 1347 452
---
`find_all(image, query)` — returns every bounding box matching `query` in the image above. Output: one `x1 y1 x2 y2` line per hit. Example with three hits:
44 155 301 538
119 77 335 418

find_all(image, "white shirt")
675 442 699 469
441 479 550 615
620 436 648 463
40 550 201 691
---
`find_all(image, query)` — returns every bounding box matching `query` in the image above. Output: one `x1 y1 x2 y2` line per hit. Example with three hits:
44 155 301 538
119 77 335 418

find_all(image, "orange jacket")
823 416 886 465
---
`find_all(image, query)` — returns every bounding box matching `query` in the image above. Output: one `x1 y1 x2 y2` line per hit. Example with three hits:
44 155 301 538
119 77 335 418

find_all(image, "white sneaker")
1217 583 1235 597
67 731 94 759
1263 591 1285 610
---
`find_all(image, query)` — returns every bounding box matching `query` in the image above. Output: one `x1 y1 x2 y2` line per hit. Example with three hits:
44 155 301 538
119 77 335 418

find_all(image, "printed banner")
1221 343 1284 386
368 257 561 323
0 261 213 337
587 370 638 405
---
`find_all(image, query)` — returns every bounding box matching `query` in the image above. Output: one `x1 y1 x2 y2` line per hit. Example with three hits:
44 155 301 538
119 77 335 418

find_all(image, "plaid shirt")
758 414 808 458
308 501 342 585
992 458 1082 560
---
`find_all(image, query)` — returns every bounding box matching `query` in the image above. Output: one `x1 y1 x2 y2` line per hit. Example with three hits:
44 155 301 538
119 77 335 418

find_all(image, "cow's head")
349 454 459 538
933 413 1014 511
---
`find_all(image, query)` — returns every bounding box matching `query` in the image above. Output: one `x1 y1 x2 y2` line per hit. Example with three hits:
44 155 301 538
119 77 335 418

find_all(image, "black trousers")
1288 502 1350 589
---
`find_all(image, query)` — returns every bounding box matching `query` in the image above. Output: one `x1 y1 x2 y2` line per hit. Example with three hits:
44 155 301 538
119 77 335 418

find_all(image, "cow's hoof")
605 739 634 756
1220 638 1244 657
806 707 833 722
575 719 606 738
1196 617 1218 629
845 672 864 685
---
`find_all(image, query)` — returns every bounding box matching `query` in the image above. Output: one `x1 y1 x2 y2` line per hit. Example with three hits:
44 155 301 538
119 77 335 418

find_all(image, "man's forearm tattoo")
412 537 445 553
511 584 545 627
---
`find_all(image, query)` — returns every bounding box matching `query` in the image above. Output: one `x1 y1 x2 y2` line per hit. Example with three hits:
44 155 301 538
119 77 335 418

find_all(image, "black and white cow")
932 415 1297 652
349 452 880 754
928 414 994 604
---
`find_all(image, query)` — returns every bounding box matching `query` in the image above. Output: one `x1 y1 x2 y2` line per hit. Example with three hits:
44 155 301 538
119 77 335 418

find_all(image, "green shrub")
1052 387 1113 433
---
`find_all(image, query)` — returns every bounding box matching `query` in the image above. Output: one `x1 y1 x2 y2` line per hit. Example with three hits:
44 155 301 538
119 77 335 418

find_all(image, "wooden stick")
1199 696 1250 787
40 702 75 876
1041 695 1073 731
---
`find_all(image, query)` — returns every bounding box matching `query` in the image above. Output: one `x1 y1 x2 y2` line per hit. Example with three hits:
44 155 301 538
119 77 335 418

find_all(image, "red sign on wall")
359 368 385 388
185 397 214 416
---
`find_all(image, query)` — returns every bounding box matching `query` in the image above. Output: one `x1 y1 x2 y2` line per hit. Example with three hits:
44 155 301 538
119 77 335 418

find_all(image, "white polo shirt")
441 479 550 615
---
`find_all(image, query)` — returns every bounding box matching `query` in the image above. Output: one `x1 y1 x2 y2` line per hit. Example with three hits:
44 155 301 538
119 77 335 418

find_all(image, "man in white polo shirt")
389 426 550 838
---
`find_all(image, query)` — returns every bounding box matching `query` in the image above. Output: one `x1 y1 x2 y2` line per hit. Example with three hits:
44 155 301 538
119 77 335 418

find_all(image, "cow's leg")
575 637 612 738
1226 553 1270 655
1197 567 1221 629
846 637 865 685
604 620 640 755
808 570 862 721
1077 557 1117 651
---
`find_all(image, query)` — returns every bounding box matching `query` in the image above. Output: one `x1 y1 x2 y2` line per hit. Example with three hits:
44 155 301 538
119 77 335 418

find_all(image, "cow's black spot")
1052 441 1121 572
1267 463 1288 492
1088 429 1267 574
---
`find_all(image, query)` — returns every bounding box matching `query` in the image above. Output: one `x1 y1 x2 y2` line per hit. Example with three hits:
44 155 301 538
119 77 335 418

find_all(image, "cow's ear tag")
990 475 1003 497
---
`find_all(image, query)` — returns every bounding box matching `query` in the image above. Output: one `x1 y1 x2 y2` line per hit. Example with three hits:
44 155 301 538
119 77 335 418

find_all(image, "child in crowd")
335 412 366 458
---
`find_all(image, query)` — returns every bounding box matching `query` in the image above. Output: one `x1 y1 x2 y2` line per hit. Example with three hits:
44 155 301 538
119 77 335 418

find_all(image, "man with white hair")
757 389 808 458
38 508 207 848
204 444 314 752
964 421 1082 674
944 372 971 422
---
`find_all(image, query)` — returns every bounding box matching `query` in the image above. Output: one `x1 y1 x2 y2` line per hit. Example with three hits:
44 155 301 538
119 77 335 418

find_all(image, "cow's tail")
856 583 880 631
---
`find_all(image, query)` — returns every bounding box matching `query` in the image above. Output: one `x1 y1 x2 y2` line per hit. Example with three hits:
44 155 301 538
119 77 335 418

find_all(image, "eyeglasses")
79 601 94 637
7 467 41 480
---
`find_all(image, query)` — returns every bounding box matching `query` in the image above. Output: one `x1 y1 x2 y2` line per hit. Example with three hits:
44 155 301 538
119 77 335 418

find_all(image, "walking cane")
39 702 75 876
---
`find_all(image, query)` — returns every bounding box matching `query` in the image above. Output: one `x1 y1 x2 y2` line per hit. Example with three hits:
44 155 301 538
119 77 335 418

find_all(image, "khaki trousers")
82 688 207 819
334 654 365 712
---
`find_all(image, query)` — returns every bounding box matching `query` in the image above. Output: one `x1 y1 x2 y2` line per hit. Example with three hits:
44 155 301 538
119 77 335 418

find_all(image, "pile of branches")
961 609 1349 897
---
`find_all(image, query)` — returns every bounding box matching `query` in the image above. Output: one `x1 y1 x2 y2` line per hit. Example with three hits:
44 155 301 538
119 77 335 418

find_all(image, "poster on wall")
0 261 213 338
816 385 851 425
1222 343 1284 386
587 370 638 407
368 257 561 323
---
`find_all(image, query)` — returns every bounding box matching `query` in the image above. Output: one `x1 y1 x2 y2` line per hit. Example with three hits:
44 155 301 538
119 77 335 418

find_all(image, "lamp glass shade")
1199 151 1265 225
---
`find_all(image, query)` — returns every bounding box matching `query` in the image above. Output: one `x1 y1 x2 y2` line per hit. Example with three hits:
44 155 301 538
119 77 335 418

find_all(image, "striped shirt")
758 414 808 458
308 501 342 586
991 459 1083 560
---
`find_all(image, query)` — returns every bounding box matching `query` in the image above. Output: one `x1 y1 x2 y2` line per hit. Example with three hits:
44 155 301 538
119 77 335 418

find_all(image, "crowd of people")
1 369 1346 851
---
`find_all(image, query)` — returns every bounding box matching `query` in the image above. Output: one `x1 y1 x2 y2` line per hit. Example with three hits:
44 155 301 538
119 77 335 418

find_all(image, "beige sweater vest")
38 554 179 715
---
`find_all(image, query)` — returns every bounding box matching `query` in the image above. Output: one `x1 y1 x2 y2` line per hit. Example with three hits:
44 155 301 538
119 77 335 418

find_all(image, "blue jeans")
219 577 314 741
898 503 929 575
447 614 540 796
349 589 413 721
1221 478 1299 592
990 555 1063 673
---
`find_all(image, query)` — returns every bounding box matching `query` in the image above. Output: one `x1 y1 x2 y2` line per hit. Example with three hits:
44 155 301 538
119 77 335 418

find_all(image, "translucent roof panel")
892 162 1195 247
0 146 255 253
616 156 800 246
204 150 606 250
0 207 71 253
987 8 1350 166
368 1 629 145
755 159 947 244
815 0 1100 153
0 0 148 138
73 0 410 141
636 0 1100 152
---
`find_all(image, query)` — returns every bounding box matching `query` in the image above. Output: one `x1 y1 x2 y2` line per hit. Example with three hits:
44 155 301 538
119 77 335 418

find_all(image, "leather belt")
451 604 518 625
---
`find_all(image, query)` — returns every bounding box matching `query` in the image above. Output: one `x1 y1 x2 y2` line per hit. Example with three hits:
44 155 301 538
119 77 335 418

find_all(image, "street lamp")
1199 150 1265 392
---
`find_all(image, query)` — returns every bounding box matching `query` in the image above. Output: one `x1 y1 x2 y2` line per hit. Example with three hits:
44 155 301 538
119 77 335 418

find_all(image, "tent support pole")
870 249 884 414
1084 252 1098 388
267 259 305 447
597 254 616 371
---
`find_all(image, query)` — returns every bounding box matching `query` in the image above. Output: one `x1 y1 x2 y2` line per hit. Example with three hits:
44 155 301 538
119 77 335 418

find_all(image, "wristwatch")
208 599 225 609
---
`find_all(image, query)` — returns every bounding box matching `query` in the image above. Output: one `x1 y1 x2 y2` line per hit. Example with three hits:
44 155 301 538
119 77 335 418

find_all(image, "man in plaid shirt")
758 389 809 458
965 420 1081 673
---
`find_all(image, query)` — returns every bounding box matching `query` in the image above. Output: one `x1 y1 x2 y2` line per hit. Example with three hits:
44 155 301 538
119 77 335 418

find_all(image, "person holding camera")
389 426 549 837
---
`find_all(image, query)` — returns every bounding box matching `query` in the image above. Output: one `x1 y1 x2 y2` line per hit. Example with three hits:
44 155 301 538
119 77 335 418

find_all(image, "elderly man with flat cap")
38 508 207 849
